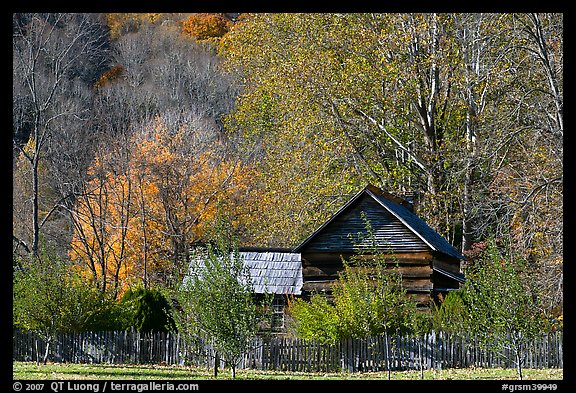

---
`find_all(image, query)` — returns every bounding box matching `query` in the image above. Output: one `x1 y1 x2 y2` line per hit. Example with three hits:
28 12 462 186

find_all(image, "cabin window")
271 295 285 332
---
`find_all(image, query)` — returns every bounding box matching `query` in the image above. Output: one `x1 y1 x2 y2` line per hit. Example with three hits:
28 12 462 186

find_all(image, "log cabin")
188 184 465 330
293 184 465 306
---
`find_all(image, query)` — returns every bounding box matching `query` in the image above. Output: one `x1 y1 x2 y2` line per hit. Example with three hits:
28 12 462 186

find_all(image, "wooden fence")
13 330 563 372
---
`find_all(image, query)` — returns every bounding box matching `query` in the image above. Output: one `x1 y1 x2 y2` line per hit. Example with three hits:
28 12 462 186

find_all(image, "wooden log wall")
301 251 436 300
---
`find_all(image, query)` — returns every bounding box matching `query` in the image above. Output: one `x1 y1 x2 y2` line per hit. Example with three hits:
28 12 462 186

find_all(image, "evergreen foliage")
119 286 175 332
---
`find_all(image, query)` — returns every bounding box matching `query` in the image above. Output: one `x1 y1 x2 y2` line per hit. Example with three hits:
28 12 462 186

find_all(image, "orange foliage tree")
181 13 231 41
105 13 162 39
93 64 124 90
69 117 254 298
68 150 134 298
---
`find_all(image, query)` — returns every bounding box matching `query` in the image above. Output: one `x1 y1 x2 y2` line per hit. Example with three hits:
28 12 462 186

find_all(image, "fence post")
422 333 428 370
438 331 445 370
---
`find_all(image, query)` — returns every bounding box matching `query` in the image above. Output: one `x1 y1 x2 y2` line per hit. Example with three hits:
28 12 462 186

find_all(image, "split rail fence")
13 330 563 372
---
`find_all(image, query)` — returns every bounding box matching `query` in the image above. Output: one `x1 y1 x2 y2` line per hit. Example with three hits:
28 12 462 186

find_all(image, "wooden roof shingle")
187 250 303 295
241 251 303 295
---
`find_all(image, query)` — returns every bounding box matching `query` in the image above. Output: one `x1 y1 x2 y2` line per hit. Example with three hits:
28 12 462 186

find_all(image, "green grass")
13 361 563 380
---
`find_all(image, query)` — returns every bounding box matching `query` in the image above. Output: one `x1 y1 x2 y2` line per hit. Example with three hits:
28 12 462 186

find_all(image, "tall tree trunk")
32 155 39 256
138 177 149 289
516 350 523 380
384 331 391 380
462 108 478 252
35 336 40 365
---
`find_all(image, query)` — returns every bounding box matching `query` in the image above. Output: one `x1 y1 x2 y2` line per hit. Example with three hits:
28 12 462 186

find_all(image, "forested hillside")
13 13 562 319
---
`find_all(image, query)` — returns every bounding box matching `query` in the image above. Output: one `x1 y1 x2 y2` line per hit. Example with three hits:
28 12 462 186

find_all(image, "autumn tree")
67 133 134 298
105 13 163 40
221 13 471 247
449 13 512 252
221 13 562 316
13 13 110 258
454 13 563 318
496 13 563 317
181 13 232 41
221 14 363 247
124 118 253 288
61 17 247 298
69 116 254 298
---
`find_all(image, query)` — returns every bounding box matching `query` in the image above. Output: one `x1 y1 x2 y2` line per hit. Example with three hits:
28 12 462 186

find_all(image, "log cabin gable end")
294 185 465 261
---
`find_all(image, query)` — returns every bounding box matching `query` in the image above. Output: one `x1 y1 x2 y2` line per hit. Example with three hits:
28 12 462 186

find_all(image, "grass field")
13 361 563 380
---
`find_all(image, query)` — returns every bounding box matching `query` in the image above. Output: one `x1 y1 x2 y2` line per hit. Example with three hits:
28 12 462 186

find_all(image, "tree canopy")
13 12 562 325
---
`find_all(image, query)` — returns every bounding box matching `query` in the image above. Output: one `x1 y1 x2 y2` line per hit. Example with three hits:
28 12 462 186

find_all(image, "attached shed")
293 184 465 305
188 248 302 331
187 248 302 296
238 248 303 296
239 248 303 331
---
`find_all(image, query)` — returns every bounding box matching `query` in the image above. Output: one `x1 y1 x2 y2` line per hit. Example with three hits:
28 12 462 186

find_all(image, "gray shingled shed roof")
240 251 303 295
187 250 302 295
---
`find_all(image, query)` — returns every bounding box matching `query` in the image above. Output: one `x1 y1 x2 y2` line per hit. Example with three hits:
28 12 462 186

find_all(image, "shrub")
119 286 175 332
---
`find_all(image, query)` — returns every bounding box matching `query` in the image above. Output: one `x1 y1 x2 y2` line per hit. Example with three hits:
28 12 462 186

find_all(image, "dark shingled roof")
294 184 465 260
367 189 465 260
433 266 466 283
